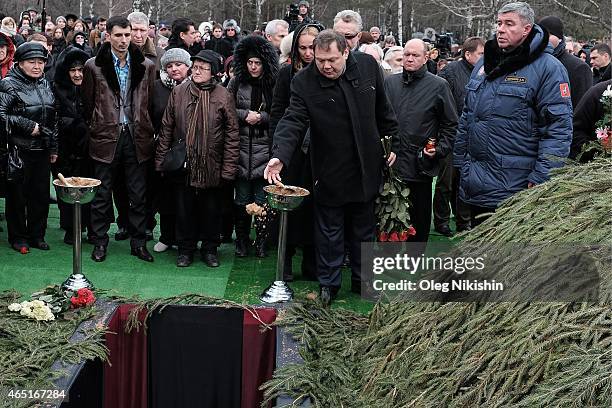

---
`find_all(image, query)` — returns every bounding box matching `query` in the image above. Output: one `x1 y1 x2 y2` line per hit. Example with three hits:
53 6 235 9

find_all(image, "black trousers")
112 160 156 231
470 204 496 228
406 180 433 243
90 129 147 248
314 200 375 290
433 154 471 230
6 150 50 245
174 182 222 255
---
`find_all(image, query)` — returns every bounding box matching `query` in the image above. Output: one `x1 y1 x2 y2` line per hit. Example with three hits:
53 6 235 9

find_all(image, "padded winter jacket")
453 25 572 208
0 65 57 154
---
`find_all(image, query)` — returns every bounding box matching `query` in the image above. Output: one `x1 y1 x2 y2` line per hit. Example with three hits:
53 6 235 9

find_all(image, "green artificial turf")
0 187 456 314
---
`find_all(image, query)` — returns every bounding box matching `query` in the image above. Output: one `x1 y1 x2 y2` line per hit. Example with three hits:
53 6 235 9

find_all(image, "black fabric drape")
148 306 243 408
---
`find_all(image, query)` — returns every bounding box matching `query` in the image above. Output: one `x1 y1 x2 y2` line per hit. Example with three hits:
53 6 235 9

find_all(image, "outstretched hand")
264 158 284 184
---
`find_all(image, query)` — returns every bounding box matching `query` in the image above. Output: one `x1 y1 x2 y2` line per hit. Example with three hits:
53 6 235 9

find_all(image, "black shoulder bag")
4 121 24 183
160 137 186 172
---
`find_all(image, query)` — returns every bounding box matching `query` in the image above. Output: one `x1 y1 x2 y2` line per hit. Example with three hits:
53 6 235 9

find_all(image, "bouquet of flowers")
7 285 96 322
375 136 417 242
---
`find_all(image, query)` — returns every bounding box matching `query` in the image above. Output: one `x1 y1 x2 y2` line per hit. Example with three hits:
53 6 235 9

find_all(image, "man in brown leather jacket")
82 16 156 263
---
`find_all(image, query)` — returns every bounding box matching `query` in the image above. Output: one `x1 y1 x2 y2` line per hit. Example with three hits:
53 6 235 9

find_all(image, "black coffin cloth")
148 305 243 408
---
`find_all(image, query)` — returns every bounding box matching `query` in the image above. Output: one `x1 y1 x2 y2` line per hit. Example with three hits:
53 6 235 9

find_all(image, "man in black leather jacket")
0 42 57 253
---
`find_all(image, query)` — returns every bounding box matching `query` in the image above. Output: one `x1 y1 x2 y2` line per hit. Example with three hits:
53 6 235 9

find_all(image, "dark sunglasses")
344 32 359 39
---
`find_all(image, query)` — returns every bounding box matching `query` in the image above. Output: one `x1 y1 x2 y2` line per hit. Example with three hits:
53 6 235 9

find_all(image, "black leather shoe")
115 228 129 241
131 246 154 262
30 240 50 250
435 225 454 237
63 232 74 245
320 287 333 307
91 245 107 262
456 224 472 233
235 239 248 257
176 254 193 267
202 252 220 267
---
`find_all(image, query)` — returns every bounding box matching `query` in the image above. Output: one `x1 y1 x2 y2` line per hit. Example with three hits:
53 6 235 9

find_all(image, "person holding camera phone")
0 42 58 253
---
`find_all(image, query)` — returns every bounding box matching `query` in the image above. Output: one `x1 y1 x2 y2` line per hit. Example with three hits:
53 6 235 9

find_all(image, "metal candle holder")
260 185 310 303
53 177 101 292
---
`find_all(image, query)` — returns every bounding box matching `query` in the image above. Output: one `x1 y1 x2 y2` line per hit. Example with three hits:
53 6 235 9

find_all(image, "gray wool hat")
160 47 192 69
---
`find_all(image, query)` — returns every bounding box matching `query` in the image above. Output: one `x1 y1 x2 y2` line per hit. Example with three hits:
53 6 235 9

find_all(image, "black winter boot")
234 204 251 257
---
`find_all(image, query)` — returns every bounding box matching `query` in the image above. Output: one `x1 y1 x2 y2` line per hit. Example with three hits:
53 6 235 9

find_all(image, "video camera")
435 33 454 58
287 4 300 23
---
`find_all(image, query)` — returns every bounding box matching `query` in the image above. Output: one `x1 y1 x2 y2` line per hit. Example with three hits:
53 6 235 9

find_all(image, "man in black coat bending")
265 30 398 306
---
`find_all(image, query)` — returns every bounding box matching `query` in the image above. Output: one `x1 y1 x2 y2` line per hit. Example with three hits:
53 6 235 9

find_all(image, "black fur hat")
232 34 279 89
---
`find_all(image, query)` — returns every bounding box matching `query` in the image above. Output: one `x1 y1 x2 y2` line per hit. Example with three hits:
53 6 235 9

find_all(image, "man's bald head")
404 39 428 56
403 39 428 72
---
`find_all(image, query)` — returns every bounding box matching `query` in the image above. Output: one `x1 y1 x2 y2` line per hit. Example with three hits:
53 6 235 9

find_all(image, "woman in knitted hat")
150 47 192 254
0 42 58 253
155 50 239 268
227 34 279 258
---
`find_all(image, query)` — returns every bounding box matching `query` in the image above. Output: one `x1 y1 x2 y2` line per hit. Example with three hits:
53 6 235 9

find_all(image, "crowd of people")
0 2 610 305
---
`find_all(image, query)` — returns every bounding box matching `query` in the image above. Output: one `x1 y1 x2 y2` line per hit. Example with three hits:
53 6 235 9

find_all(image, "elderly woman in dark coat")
227 35 279 258
156 50 239 268
53 46 91 245
0 42 57 253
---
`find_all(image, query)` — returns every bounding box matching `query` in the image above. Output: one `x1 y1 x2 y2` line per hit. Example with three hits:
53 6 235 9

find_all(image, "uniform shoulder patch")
560 83 571 98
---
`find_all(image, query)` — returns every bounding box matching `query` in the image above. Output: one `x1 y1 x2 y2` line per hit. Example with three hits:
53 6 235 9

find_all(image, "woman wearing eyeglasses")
155 49 239 268
227 35 279 259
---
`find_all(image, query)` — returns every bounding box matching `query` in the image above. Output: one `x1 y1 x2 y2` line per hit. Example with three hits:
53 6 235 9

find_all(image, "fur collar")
94 42 146 94
484 24 549 80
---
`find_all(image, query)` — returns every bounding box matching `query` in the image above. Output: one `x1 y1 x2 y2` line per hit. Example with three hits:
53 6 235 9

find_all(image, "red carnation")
379 231 388 242
70 288 96 308
407 226 417 236
399 231 408 241
389 232 399 242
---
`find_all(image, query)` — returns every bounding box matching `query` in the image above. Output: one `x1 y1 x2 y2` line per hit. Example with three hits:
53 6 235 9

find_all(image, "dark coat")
227 35 279 180
272 51 399 206
0 65 57 154
82 42 156 164
593 63 611 85
152 76 173 134
570 79 612 160
438 58 474 116
453 25 572 208
155 80 240 189
552 41 592 108
166 36 202 56
205 37 233 60
384 66 458 183
53 46 90 175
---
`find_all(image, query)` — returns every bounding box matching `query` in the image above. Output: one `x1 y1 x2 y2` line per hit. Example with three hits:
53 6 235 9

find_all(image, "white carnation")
8 303 22 312
603 85 612 99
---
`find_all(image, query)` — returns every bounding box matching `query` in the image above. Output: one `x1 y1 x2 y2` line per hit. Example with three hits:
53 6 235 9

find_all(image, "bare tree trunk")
397 0 403 45
409 4 414 38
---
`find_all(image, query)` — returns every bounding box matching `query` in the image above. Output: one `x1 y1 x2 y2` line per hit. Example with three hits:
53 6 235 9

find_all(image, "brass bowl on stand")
260 185 310 303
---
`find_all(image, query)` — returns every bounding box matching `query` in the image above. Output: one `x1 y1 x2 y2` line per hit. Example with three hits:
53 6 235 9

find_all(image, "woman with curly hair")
227 35 279 258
